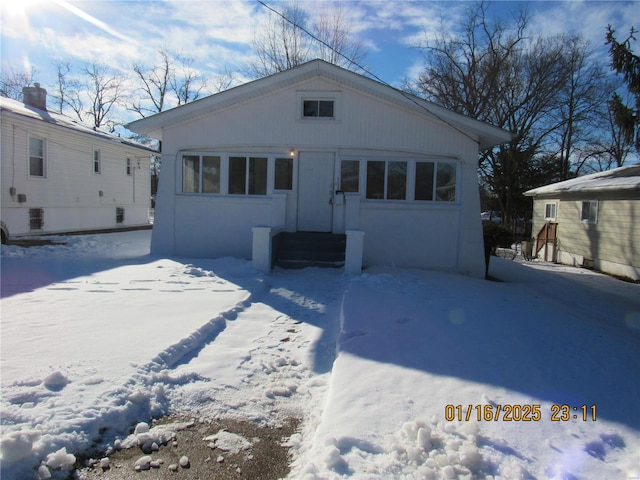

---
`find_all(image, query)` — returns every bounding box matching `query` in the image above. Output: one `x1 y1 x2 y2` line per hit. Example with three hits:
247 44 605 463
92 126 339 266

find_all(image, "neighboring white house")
525 165 640 280
127 59 511 276
0 84 155 243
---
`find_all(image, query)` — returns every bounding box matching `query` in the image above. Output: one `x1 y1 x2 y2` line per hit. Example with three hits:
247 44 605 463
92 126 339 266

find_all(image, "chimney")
22 83 47 111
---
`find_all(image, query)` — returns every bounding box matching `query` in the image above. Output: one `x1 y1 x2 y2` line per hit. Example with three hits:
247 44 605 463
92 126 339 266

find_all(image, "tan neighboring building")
524 165 640 280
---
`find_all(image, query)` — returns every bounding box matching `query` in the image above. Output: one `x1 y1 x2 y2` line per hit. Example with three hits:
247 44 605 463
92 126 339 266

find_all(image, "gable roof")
0 96 157 153
524 164 640 197
126 59 512 150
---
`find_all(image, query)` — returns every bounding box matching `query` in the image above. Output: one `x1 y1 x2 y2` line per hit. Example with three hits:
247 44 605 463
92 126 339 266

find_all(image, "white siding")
1 111 152 237
151 76 486 276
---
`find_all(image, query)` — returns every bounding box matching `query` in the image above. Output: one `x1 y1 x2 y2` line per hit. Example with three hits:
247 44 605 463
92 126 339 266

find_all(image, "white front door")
297 152 335 231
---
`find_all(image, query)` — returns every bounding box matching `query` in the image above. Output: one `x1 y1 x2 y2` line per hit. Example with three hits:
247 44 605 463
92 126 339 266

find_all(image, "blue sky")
1 0 638 124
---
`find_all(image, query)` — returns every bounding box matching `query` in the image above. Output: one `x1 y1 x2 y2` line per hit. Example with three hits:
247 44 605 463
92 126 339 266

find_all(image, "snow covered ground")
1 230 639 479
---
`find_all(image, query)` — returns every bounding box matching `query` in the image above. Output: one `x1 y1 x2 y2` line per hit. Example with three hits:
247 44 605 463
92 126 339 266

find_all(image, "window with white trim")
581 200 598 224
29 136 45 177
229 156 267 195
340 160 360 193
274 157 293 190
415 161 457 202
126 158 132 176
366 160 407 200
303 99 334 118
183 155 221 193
93 149 101 174
544 202 557 220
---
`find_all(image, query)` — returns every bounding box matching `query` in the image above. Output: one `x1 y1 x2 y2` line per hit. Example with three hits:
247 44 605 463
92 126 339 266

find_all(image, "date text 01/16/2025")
444 404 597 422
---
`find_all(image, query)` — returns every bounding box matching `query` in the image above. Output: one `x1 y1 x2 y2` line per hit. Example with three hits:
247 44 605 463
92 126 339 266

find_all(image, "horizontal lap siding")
2 113 151 235
174 196 272 258
557 198 639 267
360 204 460 269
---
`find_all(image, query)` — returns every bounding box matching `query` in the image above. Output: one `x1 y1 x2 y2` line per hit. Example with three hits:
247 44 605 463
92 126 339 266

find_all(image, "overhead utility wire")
255 0 480 145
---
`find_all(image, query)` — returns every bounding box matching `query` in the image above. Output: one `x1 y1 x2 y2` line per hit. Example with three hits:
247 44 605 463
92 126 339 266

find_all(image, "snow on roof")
127 59 512 150
0 96 157 153
524 164 640 197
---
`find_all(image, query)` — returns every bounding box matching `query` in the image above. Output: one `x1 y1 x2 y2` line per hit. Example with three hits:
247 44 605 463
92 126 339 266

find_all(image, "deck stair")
274 232 346 269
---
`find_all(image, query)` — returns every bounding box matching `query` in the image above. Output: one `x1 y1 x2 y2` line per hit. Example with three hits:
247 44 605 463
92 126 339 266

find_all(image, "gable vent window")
116 207 125 224
303 99 334 118
29 208 43 230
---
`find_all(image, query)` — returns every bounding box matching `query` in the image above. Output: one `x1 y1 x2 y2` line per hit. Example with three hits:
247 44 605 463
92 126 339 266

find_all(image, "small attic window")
303 99 334 118
297 91 341 121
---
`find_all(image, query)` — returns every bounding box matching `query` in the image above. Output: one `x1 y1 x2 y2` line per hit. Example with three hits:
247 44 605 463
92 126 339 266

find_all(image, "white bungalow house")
127 59 511 276
0 84 155 243
525 165 640 280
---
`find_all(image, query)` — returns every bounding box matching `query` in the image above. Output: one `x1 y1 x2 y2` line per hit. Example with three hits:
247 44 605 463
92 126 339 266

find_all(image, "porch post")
252 226 274 273
345 229 365 274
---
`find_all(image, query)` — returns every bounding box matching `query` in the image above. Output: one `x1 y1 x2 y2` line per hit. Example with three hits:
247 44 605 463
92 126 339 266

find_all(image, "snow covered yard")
1 230 639 479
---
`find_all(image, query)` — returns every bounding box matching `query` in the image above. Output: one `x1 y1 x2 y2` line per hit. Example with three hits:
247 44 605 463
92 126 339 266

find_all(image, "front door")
297 152 335 231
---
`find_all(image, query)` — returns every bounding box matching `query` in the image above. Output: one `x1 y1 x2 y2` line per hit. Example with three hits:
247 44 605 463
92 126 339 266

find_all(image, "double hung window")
29 137 45 177
581 200 598 224
544 203 557 220
93 150 101 174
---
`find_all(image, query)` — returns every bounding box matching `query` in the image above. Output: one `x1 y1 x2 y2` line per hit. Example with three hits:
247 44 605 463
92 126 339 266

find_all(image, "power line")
255 0 480 145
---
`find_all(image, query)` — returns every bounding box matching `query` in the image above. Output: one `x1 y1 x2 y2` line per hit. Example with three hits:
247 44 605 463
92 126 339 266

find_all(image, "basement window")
581 200 598 224
29 208 43 230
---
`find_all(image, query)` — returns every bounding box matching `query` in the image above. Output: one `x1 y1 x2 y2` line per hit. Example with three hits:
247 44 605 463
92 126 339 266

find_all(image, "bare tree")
171 56 207 105
248 1 311 77
415 2 609 222
247 0 366 78
82 62 125 131
131 49 177 117
49 60 82 115
0 65 37 100
552 37 608 180
312 3 367 69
